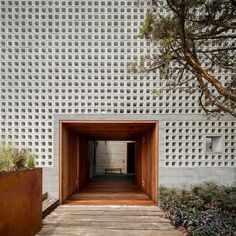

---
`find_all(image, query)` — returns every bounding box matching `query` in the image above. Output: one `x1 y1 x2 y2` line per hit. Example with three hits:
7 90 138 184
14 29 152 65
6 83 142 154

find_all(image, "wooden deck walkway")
37 205 183 236
64 175 155 206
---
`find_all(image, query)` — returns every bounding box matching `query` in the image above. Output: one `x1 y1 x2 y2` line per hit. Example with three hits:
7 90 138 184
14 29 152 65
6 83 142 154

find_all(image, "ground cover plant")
0 142 36 171
160 182 236 235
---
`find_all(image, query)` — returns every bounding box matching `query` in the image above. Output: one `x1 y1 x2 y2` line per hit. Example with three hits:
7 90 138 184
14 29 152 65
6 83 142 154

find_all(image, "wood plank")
37 228 183 236
42 192 48 202
65 175 155 206
55 205 162 211
42 222 174 230
44 216 170 223
45 216 167 222
37 205 183 236
42 198 60 219
38 225 182 236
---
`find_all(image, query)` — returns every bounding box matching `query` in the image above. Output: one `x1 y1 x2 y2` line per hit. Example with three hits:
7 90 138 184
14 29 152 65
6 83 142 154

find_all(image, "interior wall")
95 141 130 174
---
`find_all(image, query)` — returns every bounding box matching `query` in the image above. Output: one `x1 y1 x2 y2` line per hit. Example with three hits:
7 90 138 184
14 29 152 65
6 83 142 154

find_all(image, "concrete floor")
37 205 183 236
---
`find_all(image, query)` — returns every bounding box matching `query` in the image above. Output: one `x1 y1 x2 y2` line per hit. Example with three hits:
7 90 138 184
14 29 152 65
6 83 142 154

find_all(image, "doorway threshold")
63 175 155 206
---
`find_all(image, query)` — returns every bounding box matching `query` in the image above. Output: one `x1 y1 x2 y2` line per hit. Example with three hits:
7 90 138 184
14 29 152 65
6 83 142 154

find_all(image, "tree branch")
197 78 236 116
184 52 236 103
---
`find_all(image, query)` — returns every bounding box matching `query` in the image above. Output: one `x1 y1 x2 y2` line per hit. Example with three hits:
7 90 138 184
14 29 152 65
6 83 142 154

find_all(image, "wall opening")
94 141 133 175
59 121 158 205
127 142 136 173
205 136 222 153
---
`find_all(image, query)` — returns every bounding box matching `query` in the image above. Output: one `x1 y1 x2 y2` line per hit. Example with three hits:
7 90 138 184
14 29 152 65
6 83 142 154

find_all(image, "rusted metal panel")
0 168 42 236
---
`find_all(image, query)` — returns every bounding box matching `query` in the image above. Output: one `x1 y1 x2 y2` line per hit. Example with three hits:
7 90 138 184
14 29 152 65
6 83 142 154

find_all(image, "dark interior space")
127 143 136 173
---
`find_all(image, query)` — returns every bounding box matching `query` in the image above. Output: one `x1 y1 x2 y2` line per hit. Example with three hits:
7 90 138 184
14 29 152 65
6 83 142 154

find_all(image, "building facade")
0 0 235 198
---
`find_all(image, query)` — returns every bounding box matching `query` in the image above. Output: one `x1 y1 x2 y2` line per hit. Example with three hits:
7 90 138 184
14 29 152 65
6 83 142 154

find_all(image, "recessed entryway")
59 121 158 205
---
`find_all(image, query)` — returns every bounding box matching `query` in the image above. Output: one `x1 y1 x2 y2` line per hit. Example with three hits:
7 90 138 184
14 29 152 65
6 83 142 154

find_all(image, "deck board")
37 206 183 236
64 175 155 206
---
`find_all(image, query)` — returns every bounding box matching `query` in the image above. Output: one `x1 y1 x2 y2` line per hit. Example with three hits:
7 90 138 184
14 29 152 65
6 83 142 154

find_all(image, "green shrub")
26 153 35 169
191 211 233 236
192 182 236 225
160 183 236 236
0 143 15 172
12 148 28 169
159 186 205 212
0 142 36 171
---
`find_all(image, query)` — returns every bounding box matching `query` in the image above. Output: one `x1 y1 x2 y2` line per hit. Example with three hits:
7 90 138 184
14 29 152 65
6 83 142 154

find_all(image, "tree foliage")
131 0 236 117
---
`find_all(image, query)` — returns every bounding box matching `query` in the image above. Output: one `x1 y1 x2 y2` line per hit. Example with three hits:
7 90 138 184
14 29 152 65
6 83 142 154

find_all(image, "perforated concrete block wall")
164 121 236 168
0 0 235 197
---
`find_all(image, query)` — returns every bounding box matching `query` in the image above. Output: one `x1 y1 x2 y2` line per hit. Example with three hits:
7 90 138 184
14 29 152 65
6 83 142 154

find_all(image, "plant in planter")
0 142 42 236
25 152 36 169
0 143 15 172
0 143 36 172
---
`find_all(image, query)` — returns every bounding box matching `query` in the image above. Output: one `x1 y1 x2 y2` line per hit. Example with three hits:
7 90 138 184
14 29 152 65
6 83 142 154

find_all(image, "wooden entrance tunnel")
60 121 158 205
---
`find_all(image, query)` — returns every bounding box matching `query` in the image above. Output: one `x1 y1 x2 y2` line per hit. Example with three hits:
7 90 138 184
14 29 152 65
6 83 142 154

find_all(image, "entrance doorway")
59 121 158 205
127 142 135 173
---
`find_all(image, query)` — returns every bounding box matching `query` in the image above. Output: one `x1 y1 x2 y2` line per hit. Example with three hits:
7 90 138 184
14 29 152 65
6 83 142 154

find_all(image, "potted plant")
0 142 42 236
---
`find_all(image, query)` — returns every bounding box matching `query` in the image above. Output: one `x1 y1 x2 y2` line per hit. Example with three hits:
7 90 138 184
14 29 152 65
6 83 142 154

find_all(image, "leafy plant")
26 153 35 169
0 142 36 171
12 148 28 169
191 211 233 236
0 143 15 172
160 183 236 235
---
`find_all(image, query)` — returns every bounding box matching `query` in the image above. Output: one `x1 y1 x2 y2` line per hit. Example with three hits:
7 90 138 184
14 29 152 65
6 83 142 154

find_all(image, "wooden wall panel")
146 131 152 197
78 137 89 189
60 124 67 202
151 123 158 204
135 123 158 204
145 124 158 204
60 125 78 203
135 138 142 189
142 136 147 193
68 131 78 197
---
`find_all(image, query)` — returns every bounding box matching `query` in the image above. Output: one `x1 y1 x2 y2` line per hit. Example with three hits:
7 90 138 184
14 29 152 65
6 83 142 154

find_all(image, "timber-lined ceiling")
62 121 157 140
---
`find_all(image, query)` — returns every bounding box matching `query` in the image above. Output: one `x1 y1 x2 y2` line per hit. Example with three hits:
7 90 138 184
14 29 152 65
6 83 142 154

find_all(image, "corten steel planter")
0 168 42 236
